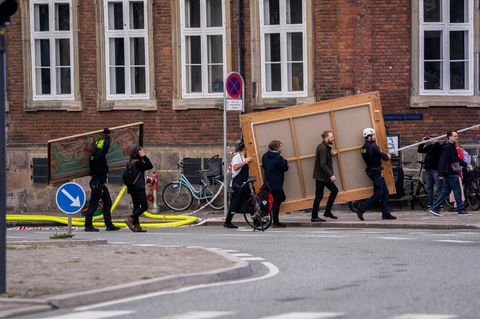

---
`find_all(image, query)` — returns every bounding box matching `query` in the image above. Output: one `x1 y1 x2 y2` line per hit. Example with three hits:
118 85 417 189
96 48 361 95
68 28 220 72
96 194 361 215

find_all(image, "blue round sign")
56 182 86 215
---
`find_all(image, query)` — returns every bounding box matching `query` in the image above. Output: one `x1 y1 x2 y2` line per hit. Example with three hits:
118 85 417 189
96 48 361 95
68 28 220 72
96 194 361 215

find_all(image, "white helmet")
363 128 375 138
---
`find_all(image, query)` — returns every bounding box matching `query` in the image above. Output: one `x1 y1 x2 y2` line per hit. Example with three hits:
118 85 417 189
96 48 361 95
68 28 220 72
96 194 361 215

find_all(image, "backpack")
89 150 97 176
258 183 273 212
122 160 140 187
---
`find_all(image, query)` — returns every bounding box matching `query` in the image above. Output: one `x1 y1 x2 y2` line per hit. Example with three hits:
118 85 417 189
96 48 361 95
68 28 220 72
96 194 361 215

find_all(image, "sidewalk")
0 239 250 318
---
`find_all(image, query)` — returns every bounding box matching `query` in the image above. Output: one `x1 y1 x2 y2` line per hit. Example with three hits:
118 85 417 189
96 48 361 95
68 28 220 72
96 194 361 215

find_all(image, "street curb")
7 239 108 245
204 220 480 230
0 304 53 318
43 246 251 309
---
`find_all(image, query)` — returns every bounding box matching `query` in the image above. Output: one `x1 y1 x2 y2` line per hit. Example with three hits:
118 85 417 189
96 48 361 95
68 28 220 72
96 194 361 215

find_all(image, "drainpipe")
237 0 243 138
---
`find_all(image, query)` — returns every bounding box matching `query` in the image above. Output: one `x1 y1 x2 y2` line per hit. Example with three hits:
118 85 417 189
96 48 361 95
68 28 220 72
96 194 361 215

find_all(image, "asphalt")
2 206 479 318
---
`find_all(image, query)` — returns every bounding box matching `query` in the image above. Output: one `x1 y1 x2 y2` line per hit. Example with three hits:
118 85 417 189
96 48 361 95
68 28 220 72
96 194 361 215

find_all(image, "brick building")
4 0 480 212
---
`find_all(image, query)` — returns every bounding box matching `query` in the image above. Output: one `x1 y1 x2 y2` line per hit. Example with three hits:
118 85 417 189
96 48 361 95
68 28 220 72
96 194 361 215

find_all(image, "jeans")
431 175 465 213
358 172 390 215
311 180 338 218
423 170 442 207
85 177 113 227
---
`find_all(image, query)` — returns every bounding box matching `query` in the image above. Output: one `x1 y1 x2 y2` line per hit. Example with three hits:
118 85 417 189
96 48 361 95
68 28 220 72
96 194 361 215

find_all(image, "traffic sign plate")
56 182 86 215
225 73 243 99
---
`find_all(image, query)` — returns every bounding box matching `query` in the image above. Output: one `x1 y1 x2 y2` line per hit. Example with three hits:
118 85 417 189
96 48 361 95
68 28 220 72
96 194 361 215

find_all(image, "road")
11 226 480 319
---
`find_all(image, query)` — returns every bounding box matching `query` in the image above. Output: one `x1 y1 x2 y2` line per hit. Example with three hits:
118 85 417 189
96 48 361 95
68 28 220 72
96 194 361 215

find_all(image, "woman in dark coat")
262 140 289 227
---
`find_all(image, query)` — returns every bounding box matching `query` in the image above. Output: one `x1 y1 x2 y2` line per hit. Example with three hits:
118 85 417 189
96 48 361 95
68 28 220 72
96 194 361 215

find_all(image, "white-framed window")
30 0 74 100
180 0 226 98
104 0 149 100
259 0 307 98
419 0 474 96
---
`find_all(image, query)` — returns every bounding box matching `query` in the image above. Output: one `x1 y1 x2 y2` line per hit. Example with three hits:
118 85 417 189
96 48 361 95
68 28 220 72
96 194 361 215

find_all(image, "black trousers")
358 172 390 215
271 189 286 223
85 178 113 227
311 180 338 219
129 188 149 225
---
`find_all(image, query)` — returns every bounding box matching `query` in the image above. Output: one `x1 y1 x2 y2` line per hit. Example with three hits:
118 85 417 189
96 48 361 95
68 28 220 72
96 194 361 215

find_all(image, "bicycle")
463 165 480 211
241 177 273 231
162 156 224 211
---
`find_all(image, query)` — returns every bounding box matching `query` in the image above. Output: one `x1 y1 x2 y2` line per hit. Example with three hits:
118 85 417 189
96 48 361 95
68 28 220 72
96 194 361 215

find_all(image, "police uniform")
85 133 118 231
357 140 396 220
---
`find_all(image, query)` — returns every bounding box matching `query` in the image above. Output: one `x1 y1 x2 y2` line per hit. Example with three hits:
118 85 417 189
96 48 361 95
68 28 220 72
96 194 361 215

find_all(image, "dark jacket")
262 150 289 191
128 155 153 190
418 142 443 170
313 141 334 182
361 140 389 170
89 135 110 181
438 142 467 177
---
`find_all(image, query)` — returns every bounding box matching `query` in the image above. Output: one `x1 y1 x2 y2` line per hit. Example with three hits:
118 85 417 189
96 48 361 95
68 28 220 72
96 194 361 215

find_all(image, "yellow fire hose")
6 185 198 228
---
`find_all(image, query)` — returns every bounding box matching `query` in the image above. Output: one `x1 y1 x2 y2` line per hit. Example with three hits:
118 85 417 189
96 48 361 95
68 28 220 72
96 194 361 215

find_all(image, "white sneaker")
428 209 443 217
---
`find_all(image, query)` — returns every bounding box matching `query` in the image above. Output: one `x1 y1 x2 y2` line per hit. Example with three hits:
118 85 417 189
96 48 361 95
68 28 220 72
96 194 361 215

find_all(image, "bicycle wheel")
465 180 480 210
242 198 272 231
413 183 428 209
162 182 193 211
204 179 224 210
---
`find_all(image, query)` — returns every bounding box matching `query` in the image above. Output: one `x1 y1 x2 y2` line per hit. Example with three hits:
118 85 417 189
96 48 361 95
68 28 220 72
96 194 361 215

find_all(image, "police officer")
355 128 396 221
84 128 121 232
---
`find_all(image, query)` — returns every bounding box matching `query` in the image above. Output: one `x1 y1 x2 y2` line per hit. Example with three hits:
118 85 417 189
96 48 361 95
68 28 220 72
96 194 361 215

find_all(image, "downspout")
236 0 243 138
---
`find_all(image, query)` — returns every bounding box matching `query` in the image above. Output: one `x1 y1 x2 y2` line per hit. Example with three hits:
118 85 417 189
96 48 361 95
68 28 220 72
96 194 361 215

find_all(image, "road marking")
297 235 348 238
133 244 158 247
391 314 457 319
219 249 238 253
375 237 413 240
239 257 265 261
218 234 264 237
259 312 345 319
165 311 235 319
76 261 280 311
37 310 134 319
434 240 477 244
231 253 252 257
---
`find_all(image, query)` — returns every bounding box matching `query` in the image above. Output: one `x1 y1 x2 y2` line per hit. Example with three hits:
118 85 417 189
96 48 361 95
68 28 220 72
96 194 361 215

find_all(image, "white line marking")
435 240 476 244
391 314 457 319
230 253 252 257
259 312 345 319
164 311 235 319
240 257 265 261
109 242 129 245
37 310 134 319
375 237 413 240
76 261 280 311
133 244 158 247
219 249 238 253
219 234 264 237
297 235 348 238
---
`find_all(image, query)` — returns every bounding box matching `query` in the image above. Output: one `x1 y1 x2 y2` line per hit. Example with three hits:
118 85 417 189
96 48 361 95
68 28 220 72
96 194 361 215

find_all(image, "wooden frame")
240 92 395 213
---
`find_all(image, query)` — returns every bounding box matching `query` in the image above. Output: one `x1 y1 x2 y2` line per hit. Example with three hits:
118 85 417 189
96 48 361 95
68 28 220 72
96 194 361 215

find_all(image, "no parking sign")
225 72 244 111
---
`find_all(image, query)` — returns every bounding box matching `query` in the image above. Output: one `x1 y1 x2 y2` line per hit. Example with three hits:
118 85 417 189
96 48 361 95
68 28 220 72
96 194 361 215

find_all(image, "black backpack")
89 150 97 176
122 160 140 186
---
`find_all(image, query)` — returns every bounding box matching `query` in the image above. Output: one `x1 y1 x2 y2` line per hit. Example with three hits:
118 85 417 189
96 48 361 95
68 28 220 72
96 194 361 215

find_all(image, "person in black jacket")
125 145 154 232
417 135 443 208
429 131 472 216
262 140 289 227
84 128 121 232
355 128 396 221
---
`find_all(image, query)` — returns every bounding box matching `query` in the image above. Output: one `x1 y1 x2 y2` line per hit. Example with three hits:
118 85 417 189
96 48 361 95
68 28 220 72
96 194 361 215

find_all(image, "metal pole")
223 75 228 218
0 27 7 293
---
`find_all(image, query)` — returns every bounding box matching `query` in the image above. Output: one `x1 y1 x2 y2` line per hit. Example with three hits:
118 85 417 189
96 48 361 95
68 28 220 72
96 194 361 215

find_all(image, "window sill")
98 99 157 111
173 97 224 110
24 100 83 112
253 96 315 109
410 96 480 108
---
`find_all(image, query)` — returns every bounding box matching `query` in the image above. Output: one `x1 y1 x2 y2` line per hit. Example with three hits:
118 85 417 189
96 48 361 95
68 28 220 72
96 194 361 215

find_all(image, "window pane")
34 4 49 31
185 0 200 28
186 36 201 64
423 0 441 22
450 0 467 23
424 31 442 60
131 67 146 93
266 63 281 91
35 39 50 67
450 31 466 60
207 0 222 27
209 65 223 93
110 67 125 94
450 62 467 90
55 39 70 66
287 0 302 24
55 3 70 31
208 35 223 64
36 68 51 94
109 38 125 66
264 0 279 25
108 2 124 30
265 33 280 62
130 37 145 66
288 62 303 91
187 66 202 93
424 61 442 90
56 67 71 94
287 32 303 61
130 1 145 29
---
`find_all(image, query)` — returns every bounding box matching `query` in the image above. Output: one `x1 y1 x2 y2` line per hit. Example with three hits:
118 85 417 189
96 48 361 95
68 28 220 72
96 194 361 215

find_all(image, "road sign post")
56 182 86 236
223 72 245 217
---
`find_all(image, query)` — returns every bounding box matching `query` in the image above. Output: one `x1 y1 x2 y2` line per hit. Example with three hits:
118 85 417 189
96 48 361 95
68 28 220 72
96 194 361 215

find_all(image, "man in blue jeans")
417 135 443 209
428 131 472 216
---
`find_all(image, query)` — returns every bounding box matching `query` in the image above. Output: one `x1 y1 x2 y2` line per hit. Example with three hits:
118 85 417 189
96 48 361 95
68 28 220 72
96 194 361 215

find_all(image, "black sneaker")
355 209 364 221
223 222 239 229
84 225 99 232
272 222 287 228
106 225 121 231
323 212 338 219
382 214 397 220
311 217 326 222
458 211 471 216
